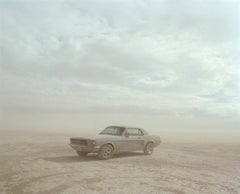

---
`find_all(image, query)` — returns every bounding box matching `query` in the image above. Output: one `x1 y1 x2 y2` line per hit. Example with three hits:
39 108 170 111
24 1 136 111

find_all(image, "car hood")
70 134 121 141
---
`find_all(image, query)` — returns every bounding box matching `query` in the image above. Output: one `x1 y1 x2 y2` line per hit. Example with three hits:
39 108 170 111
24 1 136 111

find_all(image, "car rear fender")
146 140 155 146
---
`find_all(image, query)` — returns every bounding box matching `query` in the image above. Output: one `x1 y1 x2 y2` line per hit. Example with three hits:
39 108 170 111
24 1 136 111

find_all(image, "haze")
0 0 239 136
1 1 240 194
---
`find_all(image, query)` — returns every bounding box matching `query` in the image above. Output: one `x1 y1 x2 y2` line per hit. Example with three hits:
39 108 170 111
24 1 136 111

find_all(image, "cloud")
0 0 239 130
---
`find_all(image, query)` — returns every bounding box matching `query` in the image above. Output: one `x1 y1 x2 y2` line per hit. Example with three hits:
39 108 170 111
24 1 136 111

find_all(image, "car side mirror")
125 132 129 137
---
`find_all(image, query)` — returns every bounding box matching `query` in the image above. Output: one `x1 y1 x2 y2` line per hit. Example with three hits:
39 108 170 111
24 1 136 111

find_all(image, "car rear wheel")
144 142 154 155
98 144 114 160
76 151 88 157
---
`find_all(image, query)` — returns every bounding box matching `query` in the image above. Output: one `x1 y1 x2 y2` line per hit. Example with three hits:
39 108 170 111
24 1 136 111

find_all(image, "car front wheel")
98 144 114 160
76 151 88 157
144 142 154 155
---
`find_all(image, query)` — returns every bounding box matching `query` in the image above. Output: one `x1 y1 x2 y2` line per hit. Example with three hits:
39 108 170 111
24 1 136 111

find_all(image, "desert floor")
0 130 239 194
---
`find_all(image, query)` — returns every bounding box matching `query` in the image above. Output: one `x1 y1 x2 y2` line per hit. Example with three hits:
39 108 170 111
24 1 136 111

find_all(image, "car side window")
126 128 143 136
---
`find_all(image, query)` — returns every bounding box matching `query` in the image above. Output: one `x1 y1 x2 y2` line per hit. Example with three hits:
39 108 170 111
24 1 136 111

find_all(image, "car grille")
70 138 88 145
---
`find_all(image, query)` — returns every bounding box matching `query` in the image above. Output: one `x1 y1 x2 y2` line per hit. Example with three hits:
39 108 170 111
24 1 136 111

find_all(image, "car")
69 125 161 160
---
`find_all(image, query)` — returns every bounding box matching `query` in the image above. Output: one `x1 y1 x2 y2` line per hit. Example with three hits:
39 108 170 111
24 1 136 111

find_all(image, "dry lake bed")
0 130 239 194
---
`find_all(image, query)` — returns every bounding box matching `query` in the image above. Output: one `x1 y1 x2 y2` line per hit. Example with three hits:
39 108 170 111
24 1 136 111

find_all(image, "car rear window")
126 128 143 136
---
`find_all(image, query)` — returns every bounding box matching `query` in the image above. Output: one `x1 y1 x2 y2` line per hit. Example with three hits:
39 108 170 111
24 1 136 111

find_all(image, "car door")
125 128 145 151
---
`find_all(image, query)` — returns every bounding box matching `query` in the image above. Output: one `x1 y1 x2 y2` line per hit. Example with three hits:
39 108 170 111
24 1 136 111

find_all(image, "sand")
0 130 239 194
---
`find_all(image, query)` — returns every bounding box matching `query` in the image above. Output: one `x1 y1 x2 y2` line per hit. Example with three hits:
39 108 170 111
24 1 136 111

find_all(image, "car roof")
107 125 143 129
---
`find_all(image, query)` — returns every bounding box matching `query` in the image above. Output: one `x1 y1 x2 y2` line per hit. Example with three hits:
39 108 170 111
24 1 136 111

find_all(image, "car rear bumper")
69 144 100 152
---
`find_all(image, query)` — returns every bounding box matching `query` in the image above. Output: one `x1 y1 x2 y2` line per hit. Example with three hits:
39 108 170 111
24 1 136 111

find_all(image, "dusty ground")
0 130 239 194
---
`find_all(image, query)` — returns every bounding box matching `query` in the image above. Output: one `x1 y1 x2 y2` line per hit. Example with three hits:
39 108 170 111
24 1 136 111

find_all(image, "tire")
98 144 114 160
76 151 88 157
144 142 154 155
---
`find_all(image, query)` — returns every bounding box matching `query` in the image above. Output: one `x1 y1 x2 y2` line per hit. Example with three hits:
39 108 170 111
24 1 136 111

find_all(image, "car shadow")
43 152 145 163
114 152 145 158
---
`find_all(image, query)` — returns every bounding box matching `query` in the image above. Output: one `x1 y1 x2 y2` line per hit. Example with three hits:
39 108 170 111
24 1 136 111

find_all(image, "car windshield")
99 127 125 136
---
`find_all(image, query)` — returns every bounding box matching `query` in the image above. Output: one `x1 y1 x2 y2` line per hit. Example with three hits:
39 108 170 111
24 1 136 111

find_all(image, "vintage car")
69 126 161 160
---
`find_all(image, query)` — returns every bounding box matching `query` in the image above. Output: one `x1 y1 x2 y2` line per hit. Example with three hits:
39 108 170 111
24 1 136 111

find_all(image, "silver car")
69 126 161 160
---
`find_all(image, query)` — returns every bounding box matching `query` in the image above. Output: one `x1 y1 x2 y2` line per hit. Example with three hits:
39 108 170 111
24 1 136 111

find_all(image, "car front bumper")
69 143 100 153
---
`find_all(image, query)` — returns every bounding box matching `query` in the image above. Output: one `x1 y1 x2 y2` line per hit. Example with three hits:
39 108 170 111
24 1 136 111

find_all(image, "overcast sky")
0 0 239 131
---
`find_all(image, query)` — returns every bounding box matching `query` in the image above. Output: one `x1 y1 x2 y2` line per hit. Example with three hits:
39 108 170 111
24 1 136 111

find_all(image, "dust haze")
0 0 240 193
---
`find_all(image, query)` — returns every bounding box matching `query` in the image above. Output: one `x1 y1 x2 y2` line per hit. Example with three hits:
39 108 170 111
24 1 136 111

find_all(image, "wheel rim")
147 143 153 154
102 146 113 158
